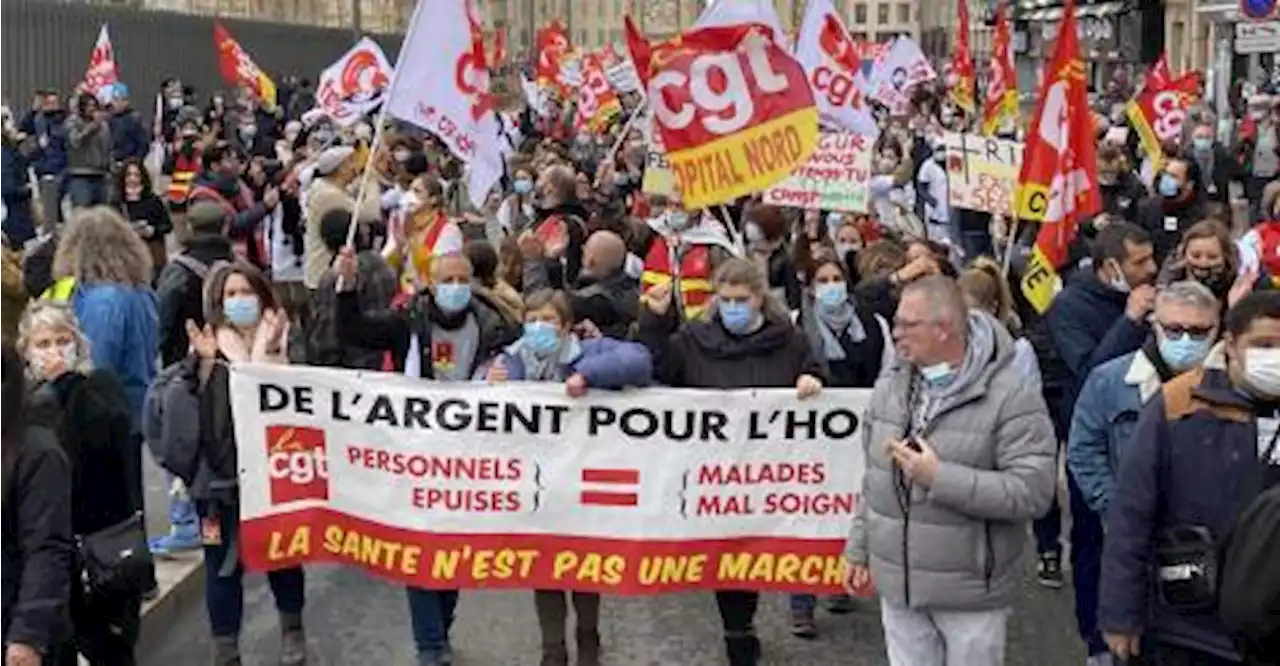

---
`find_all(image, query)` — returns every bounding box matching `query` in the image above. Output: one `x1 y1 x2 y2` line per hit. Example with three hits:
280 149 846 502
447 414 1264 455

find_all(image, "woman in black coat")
1 341 74 666
637 257 824 666
19 301 148 665
115 157 173 282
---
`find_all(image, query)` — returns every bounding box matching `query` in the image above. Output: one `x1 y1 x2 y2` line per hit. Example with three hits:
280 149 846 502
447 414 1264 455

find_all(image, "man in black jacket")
1136 157 1207 265
569 230 639 339
1186 121 1235 208
156 203 236 366
108 85 148 165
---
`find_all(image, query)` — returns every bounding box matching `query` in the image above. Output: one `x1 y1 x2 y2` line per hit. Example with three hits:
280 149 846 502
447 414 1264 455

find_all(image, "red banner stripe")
580 491 639 506
581 469 640 484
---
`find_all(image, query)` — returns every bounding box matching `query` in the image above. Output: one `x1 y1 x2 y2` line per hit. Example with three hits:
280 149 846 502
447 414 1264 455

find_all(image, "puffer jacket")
844 312 1056 610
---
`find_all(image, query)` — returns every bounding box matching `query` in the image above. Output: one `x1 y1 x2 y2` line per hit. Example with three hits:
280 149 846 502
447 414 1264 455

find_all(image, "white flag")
604 59 641 94
796 0 879 138
83 24 121 104
695 0 789 48
520 73 549 117
385 0 504 208
865 37 936 116
317 38 395 127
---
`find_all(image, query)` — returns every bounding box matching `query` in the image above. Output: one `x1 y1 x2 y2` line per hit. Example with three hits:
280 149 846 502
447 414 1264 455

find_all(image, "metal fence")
1 0 403 122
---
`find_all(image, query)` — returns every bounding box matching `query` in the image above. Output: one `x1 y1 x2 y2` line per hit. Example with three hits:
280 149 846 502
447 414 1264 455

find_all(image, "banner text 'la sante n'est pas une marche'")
230 364 870 595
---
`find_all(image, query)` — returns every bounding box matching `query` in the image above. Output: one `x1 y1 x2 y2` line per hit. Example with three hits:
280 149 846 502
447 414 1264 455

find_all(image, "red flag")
1125 52 1201 172
1018 0 1100 313
624 15 653 88
213 22 277 107
535 21 571 87
948 0 976 115
981 1 1017 135
492 27 507 68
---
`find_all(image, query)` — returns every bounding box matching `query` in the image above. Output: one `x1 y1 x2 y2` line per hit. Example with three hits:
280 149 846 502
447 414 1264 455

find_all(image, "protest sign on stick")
941 132 1027 218
763 132 872 212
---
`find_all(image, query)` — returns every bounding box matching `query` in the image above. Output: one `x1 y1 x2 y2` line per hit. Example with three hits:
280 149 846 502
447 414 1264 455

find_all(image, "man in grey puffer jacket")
845 276 1056 665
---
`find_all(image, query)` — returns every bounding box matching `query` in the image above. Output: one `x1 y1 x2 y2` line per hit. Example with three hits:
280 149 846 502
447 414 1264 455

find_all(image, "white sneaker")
1086 654 1114 666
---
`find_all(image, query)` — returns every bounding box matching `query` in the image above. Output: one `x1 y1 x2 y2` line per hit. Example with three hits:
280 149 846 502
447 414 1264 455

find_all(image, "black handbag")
1155 525 1219 611
78 512 155 598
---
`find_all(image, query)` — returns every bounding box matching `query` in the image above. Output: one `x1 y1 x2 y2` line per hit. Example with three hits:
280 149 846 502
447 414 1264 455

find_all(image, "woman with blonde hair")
957 257 1041 387
637 257 823 666
50 206 158 433
18 300 151 665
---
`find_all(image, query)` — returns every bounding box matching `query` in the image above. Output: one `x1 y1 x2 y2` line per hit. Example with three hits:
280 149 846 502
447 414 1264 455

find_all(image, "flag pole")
592 101 646 188
335 0 425 291
1000 212 1021 277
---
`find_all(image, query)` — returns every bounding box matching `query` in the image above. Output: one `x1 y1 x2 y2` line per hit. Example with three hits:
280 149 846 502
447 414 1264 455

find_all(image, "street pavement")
141 559 1086 665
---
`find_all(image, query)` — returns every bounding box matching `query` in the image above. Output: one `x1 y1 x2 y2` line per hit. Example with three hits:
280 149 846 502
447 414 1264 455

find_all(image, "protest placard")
762 132 872 212
941 131 1025 217
642 113 677 197
232 365 869 595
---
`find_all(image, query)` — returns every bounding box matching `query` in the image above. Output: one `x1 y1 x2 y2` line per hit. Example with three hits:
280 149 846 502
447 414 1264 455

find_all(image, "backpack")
142 356 205 486
1218 485 1280 662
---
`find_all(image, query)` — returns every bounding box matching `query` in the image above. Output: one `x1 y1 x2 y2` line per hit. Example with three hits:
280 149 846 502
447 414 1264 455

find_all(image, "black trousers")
56 586 142 666
714 590 758 635
1146 642 1241 666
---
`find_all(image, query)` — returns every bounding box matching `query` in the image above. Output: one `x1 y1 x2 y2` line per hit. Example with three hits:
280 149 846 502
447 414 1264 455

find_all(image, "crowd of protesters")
1 41 1279 666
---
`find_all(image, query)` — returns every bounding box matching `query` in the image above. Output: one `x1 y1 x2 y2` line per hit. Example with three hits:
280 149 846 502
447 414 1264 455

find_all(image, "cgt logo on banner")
230 364 869 595
795 0 879 138
266 425 330 505
317 38 394 127
650 26 819 209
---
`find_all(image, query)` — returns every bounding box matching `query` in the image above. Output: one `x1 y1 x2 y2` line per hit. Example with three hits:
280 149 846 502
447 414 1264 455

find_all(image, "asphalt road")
140 559 1086 666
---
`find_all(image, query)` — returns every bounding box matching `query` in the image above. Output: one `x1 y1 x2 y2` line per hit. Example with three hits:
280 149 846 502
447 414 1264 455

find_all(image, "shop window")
877 2 889 24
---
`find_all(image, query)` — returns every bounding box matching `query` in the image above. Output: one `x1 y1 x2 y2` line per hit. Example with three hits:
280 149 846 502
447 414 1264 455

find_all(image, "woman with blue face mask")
498 168 537 236
479 289 652 666
636 257 824 666
786 254 894 635
172 262 307 666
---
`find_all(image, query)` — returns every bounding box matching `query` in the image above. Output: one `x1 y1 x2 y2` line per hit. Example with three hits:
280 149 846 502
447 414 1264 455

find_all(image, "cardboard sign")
941 132 1025 217
762 132 873 212
232 365 869 595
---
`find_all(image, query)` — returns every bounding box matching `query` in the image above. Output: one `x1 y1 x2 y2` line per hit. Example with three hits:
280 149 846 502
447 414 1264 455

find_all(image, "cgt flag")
981 0 1018 135
576 52 623 132
795 0 879 138
535 21 572 90
1124 53 1200 173
83 24 121 104
214 22 277 109
948 0 977 116
642 25 819 209
1017 0 1100 314
316 38 394 127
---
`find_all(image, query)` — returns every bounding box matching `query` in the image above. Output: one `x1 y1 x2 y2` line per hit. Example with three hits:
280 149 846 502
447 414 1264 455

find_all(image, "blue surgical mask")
521 321 561 355
1158 332 1211 371
1158 173 1181 198
223 295 261 327
814 282 848 310
613 172 629 187
513 178 533 194
667 211 690 230
433 283 472 313
919 361 956 388
718 301 755 334
1192 137 1212 153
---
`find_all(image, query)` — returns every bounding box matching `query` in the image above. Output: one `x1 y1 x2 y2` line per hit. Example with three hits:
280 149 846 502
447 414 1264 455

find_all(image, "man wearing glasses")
1067 280 1221 519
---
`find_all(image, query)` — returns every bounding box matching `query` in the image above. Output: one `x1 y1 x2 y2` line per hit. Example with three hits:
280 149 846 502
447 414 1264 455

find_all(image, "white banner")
317 37 395 127
231 364 868 593
866 37 936 116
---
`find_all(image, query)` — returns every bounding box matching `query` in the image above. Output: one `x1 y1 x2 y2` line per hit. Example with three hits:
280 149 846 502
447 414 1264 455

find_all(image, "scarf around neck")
816 300 867 361
507 334 583 382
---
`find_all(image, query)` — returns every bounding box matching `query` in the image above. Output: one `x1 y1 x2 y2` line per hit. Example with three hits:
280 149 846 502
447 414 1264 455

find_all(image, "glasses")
1157 323 1216 340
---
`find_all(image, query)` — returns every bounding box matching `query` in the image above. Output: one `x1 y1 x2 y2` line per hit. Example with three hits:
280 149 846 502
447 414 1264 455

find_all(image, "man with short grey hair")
1068 280 1220 517
845 275 1056 666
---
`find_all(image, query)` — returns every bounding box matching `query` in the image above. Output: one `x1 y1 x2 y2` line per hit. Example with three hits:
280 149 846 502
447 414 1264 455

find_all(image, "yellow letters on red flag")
948 0 977 115
1018 0 1101 314
981 1 1017 135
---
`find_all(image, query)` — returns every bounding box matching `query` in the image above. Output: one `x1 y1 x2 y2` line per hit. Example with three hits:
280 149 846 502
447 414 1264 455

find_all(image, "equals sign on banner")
579 468 640 507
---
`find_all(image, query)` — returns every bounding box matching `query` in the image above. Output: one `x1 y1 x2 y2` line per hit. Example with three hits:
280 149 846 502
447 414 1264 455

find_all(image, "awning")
1020 0 1133 21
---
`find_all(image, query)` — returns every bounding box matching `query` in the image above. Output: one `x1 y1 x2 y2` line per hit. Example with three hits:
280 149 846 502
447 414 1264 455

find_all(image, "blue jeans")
66 173 108 208
199 502 305 637
407 587 459 654
790 594 815 613
167 472 198 536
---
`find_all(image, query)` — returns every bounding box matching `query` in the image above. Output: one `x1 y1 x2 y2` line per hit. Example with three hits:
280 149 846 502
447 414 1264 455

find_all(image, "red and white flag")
385 0 506 208
795 0 878 137
1018 0 1100 313
865 37 936 116
83 24 121 103
317 38 394 127
948 0 977 115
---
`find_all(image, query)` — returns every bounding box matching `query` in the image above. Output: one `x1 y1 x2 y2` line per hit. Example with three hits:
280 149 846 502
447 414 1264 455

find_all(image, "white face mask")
1243 348 1280 397
31 343 77 379
1107 259 1131 294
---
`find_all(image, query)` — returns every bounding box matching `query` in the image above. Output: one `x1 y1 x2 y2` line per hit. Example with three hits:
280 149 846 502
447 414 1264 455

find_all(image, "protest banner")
647 26 819 209
941 132 1027 218
232 364 869 595
83 24 120 103
762 132 872 212
795 0 878 137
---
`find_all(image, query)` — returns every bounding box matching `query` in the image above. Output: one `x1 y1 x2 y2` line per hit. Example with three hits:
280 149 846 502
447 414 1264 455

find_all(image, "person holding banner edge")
637 257 824 666
479 288 652 666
